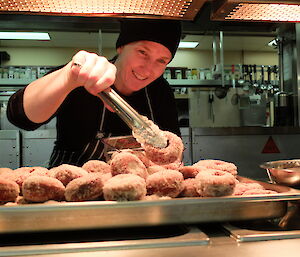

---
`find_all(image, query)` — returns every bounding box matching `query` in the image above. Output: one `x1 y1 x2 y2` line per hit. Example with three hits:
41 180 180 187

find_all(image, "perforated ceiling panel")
0 0 205 20
212 0 300 22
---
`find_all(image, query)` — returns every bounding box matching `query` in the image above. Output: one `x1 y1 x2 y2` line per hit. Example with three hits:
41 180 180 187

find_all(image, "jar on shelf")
25 67 31 79
191 69 198 79
2 68 8 79
8 67 14 79
13 67 20 79
19 67 26 79
175 69 182 79
186 69 192 79
164 69 171 79
31 67 37 79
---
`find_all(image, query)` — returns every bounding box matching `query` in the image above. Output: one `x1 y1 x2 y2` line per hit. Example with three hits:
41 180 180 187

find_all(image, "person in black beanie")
7 19 182 168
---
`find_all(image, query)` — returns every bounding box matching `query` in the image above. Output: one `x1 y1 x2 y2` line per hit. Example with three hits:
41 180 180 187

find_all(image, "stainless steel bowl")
260 159 300 187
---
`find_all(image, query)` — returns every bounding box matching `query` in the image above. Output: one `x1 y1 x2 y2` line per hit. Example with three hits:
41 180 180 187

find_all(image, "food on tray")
146 169 184 198
147 165 165 175
50 164 88 186
180 178 202 197
240 188 278 195
179 165 207 179
0 167 13 175
194 159 238 176
124 149 154 168
65 173 105 202
0 135 281 205
0 177 20 202
132 115 167 149
22 175 65 202
233 182 264 196
29 167 50 177
0 167 34 193
160 159 183 170
195 169 237 197
103 174 147 201
101 172 113 183
143 195 172 201
141 131 184 165
82 160 111 174
110 151 148 179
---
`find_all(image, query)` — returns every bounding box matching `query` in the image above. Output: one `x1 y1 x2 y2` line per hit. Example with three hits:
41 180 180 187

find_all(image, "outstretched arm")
23 50 116 123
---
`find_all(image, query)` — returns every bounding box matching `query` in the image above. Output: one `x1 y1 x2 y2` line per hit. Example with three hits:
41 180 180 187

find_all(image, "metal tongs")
98 89 167 148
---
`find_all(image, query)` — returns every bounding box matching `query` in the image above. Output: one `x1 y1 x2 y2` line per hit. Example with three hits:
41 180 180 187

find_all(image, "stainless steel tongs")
98 89 167 148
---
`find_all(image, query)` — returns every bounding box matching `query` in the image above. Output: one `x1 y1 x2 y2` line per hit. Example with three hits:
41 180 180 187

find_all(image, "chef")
7 19 182 168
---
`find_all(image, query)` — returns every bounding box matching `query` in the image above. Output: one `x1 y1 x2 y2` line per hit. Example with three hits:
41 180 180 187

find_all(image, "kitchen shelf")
174 93 189 99
168 79 232 87
0 78 35 85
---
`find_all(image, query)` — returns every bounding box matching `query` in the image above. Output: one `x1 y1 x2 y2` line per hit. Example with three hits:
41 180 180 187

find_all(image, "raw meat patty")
50 164 88 186
22 175 65 202
82 160 111 174
110 152 148 179
146 169 184 198
195 169 236 197
180 178 202 197
194 159 237 176
65 173 105 201
103 174 147 201
142 131 184 165
0 177 20 203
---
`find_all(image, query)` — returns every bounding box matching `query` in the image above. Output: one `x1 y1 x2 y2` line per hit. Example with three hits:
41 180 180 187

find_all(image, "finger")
94 64 116 90
76 53 99 85
70 51 88 80
72 50 88 67
84 62 116 96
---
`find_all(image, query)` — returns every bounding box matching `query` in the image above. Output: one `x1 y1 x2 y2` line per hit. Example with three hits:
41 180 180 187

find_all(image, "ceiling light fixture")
0 0 206 21
179 41 199 48
0 32 50 40
211 0 300 22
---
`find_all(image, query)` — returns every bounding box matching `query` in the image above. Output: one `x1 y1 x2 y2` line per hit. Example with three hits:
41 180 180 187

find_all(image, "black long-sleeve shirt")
7 75 180 167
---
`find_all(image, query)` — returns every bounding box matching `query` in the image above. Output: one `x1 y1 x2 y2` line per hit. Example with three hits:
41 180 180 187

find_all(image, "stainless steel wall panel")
192 127 300 180
22 129 56 167
0 130 20 168
180 127 192 165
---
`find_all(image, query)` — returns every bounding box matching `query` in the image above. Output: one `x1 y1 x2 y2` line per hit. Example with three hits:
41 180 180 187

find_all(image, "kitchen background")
0 9 299 180
0 32 278 128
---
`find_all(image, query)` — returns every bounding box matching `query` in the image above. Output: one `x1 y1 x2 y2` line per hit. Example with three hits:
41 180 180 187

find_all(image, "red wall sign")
262 136 280 154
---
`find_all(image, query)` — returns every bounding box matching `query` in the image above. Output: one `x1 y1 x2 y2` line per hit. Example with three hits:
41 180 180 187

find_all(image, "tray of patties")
1 127 300 233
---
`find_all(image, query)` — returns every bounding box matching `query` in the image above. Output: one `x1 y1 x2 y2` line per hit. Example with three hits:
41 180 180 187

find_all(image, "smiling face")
114 40 172 95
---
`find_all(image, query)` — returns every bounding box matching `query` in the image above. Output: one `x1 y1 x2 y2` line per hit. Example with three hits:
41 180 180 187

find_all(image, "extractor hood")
211 0 300 22
0 0 206 20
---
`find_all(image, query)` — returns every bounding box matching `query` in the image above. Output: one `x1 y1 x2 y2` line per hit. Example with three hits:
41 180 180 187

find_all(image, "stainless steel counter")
1 179 300 257
2 222 300 257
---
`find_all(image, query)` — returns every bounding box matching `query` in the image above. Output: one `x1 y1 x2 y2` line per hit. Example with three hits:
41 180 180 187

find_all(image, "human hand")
67 50 117 96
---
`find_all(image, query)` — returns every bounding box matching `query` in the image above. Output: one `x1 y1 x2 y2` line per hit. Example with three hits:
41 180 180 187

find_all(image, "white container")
8 67 14 79
25 68 31 79
175 70 182 79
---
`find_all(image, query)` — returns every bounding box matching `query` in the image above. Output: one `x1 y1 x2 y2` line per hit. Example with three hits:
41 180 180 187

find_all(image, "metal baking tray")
0 176 300 234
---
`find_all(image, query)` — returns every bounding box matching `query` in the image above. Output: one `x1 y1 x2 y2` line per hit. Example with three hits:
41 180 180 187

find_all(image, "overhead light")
0 32 50 40
0 0 206 21
211 0 300 22
179 42 199 48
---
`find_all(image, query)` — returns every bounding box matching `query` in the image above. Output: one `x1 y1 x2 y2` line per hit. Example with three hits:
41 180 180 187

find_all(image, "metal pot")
260 159 300 188
215 87 228 99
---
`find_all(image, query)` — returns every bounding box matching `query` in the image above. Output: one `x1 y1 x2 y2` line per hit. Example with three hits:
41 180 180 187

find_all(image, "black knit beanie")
116 19 182 60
